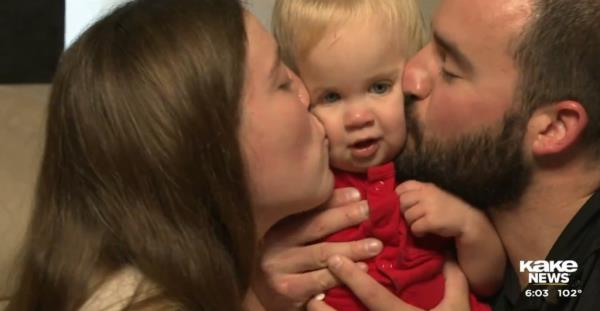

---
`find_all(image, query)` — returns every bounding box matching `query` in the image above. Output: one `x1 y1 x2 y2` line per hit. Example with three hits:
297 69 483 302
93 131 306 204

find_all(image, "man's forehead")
434 0 531 31
432 0 532 56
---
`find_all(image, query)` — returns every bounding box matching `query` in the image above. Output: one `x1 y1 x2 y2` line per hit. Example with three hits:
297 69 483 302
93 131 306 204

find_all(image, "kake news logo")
519 260 578 286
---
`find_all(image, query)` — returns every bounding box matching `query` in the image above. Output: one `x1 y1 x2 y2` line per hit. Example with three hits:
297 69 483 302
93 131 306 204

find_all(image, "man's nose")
402 43 434 101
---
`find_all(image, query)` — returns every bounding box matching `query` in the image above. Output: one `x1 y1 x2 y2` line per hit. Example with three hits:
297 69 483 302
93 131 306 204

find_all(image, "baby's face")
298 19 408 173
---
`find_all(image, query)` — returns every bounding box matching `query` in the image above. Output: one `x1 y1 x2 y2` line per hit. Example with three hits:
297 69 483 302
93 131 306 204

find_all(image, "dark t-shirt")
492 191 600 310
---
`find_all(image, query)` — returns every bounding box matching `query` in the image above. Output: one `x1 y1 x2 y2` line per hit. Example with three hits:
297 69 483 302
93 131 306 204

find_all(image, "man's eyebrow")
433 31 474 74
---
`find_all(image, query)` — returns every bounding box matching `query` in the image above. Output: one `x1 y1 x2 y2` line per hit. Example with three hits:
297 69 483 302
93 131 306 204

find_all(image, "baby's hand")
396 180 475 238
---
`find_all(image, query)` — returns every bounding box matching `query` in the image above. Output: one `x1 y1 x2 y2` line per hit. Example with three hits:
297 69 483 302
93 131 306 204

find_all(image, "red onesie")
323 162 490 310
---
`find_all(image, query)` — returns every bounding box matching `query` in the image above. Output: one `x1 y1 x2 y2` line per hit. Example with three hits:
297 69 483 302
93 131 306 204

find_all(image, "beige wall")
248 0 440 30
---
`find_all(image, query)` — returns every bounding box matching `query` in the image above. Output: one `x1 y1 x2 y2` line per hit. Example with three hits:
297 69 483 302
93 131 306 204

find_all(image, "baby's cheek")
386 118 408 156
389 105 408 138
387 134 406 161
328 140 347 163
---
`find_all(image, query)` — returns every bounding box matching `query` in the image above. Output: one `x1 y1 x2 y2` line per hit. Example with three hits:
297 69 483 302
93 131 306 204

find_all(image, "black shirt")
493 191 600 310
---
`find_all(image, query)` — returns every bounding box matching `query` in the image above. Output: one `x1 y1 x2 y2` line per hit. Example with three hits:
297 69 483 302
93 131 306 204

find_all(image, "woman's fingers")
327 187 362 208
259 239 383 300
255 187 380 310
262 239 383 273
255 238 381 307
306 294 336 311
326 256 422 311
253 264 339 310
255 240 383 310
266 198 368 246
264 268 337 305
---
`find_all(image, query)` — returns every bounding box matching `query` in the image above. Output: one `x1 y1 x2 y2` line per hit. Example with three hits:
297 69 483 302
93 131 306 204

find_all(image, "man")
254 0 600 310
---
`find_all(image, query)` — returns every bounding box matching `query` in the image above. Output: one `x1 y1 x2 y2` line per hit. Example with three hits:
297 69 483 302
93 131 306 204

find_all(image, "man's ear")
529 101 588 156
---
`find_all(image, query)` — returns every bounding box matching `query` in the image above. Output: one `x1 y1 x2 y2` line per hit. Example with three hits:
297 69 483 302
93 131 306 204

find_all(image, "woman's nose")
402 43 434 101
344 106 375 131
289 69 310 108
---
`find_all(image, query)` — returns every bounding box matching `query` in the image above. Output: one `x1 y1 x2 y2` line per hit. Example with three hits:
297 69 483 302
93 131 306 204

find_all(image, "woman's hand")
252 188 383 310
307 256 471 311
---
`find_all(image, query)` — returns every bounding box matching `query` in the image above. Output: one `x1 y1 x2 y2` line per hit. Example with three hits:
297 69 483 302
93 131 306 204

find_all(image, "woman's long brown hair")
7 0 255 310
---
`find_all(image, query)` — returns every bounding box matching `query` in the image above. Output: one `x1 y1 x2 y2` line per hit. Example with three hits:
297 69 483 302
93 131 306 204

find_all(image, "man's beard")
395 97 532 209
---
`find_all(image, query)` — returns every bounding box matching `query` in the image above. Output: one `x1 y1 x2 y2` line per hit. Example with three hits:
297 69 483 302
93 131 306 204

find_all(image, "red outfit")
323 162 490 311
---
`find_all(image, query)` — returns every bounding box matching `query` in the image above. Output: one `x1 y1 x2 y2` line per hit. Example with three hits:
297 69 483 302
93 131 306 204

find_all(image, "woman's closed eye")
277 68 293 91
278 78 292 91
368 81 392 95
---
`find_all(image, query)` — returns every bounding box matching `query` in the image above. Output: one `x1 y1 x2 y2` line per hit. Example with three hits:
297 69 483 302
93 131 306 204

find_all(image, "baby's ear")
529 100 588 156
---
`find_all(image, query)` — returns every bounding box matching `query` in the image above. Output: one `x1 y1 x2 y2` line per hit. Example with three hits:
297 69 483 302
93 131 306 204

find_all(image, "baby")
273 0 505 310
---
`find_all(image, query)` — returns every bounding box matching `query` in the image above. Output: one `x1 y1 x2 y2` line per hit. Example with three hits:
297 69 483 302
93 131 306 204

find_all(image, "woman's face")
240 14 333 234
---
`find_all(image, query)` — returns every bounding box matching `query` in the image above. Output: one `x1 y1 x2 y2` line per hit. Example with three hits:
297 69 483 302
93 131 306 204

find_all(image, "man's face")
397 0 533 208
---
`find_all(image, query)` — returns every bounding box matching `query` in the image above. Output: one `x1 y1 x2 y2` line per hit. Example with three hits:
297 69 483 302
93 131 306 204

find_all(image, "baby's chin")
331 152 395 173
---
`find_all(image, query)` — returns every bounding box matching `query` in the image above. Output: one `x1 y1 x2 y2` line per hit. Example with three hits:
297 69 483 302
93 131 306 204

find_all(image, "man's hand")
252 188 383 310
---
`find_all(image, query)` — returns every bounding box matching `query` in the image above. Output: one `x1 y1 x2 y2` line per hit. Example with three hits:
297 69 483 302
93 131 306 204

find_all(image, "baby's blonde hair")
272 0 426 73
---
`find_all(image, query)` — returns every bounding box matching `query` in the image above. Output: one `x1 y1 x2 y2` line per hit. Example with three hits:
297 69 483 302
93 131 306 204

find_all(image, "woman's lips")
350 138 380 159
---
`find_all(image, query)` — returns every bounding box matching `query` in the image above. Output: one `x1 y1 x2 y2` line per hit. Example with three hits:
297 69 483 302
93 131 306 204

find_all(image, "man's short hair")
515 0 600 157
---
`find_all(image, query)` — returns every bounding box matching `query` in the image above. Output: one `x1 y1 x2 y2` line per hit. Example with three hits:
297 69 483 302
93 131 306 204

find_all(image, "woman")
7 0 333 310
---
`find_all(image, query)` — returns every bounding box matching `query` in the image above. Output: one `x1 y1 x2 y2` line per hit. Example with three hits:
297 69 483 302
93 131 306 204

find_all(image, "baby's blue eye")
322 92 341 103
369 82 391 94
